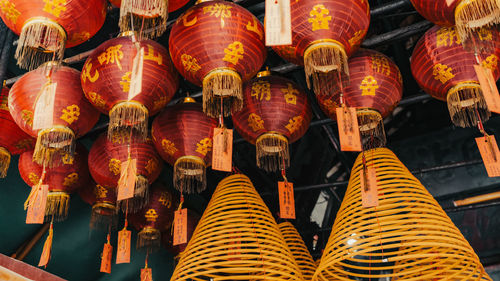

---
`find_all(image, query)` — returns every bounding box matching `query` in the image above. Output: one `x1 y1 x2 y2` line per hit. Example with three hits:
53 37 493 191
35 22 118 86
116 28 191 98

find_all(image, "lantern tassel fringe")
174 156 206 194
137 227 161 251
0 147 11 178
117 175 149 212
357 109 386 150
202 68 243 118
34 127 75 168
90 203 118 230
45 191 70 222
108 101 149 143
119 0 169 39
455 0 500 46
256 133 289 172
447 83 490 128
304 41 349 96
16 19 66 70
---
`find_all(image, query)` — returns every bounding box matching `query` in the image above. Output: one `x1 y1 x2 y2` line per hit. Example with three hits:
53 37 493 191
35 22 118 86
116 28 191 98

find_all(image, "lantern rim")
22 17 68 42
303 39 347 67
117 30 137 38
174 155 206 168
256 131 288 145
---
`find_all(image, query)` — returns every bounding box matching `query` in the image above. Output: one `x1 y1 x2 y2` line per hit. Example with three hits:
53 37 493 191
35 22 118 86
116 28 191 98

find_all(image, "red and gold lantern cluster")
317 49 403 149
273 0 370 97
81 33 179 141
9 64 100 167
411 25 500 127
88 133 163 211
232 71 312 172
410 0 500 50
79 182 118 230
0 87 34 177
152 98 217 193
18 143 90 221
129 182 178 250
0 0 107 70
169 0 267 117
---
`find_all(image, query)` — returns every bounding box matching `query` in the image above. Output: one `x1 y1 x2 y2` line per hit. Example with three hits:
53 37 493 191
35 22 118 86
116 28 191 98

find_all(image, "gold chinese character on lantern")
162 139 178 156
433 63 455 84
28 172 40 185
321 99 338 116
481 54 498 70
120 71 131 93
0 94 7 111
145 158 159 175
60 105 80 124
203 3 232 28
153 96 168 112
360 76 379 96
98 45 124 70
308 4 331 31
371 55 391 76
109 158 122 175
223 41 244 65
181 10 197 27
158 192 172 208
246 18 263 39
477 27 493 41
94 184 108 199
0 0 21 24
436 27 460 47
144 45 163 65
248 113 265 132
63 172 79 187
86 92 106 109
21 110 33 127
251 80 271 101
181 54 201 74
61 153 74 165
280 83 298 105
81 60 99 83
285 116 304 134
196 138 213 156
43 0 67 18
70 32 90 43
145 209 158 222
349 30 365 48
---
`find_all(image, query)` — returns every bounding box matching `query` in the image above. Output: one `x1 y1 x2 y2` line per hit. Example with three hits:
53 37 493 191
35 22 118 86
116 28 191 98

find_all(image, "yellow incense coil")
171 174 304 281
313 148 488 281
278 222 316 280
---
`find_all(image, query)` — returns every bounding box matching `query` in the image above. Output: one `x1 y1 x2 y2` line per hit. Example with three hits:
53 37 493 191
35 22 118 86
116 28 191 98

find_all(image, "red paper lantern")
0 87 35 177
18 143 90 221
317 49 403 149
411 25 500 127
163 208 200 257
272 0 370 97
0 0 107 70
9 63 100 167
169 0 266 117
81 33 179 142
410 0 500 48
151 98 217 193
78 182 118 230
129 182 178 250
88 133 163 211
232 71 312 172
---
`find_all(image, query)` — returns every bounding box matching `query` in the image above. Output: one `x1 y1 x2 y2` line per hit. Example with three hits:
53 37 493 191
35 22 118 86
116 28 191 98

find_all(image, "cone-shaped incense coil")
278 222 316 281
313 148 487 280
171 174 304 281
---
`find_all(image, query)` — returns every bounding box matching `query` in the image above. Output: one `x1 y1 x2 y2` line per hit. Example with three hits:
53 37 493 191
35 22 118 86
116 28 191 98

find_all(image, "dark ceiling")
1 0 500 280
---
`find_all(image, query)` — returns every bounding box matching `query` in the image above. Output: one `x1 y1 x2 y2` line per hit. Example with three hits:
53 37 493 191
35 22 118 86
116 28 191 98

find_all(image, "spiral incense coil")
278 222 316 280
171 174 304 281
313 148 487 281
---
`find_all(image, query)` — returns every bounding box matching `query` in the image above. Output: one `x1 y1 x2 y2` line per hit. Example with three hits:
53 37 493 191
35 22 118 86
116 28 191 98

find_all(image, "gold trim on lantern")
91 202 118 230
446 81 490 127
303 39 349 97
16 17 67 70
118 0 169 39
182 96 196 103
137 226 161 251
174 155 207 194
255 132 289 172
118 31 137 38
0 146 11 178
454 0 500 46
256 67 271 78
202 67 243 118
45 191 70 222
108 100 149 143
356 108 386 150
34 126 75 168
